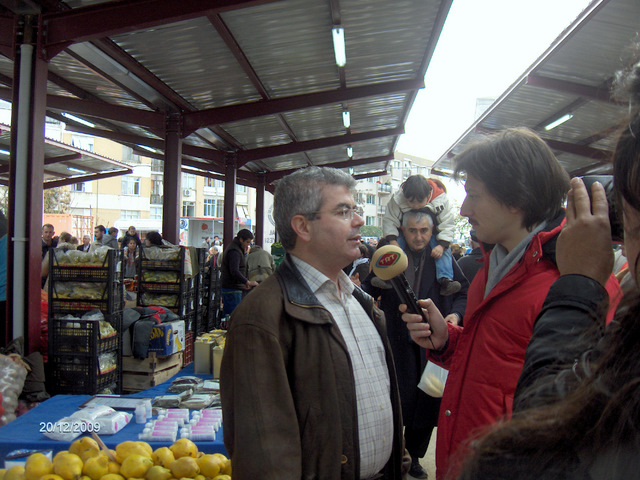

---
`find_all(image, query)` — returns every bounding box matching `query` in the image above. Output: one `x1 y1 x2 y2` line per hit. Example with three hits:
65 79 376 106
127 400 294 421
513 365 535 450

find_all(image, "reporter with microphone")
364 210 468 479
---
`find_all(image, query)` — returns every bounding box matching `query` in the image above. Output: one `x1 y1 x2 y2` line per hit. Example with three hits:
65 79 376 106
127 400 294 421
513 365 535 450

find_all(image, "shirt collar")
290 255 355 297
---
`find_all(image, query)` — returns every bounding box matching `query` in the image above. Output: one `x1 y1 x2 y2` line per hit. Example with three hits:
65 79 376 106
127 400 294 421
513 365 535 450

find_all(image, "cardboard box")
194 337 215 374
148 320 185 356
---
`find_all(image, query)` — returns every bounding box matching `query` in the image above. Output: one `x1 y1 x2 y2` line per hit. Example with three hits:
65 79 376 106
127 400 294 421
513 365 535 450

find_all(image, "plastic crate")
138 245 184 271
50 283 123 315
50 248 123 282
50 356 120 395
49 317 119 356
183 331 194 367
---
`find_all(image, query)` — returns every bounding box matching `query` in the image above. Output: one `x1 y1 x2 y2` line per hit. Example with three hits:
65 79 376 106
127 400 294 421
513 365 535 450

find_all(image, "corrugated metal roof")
432 0 640 177
0 0 452 186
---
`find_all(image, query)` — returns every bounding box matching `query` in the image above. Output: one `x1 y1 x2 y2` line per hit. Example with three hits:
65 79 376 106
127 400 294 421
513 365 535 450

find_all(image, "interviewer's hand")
431 245 444 259
399 299 449 350
557 177 614 287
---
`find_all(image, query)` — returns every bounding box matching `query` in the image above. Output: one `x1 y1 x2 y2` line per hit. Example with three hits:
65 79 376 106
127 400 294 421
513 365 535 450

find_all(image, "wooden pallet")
122 351 183 393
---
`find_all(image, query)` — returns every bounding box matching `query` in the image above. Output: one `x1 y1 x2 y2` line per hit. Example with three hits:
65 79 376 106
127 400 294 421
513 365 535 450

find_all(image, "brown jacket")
220 254 405 480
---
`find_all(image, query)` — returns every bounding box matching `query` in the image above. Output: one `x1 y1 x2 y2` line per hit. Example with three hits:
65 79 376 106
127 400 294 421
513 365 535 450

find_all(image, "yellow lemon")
52 453 68 464
98 475 125 480
168 458 198 479
134 444 152 458
79 476 92 480
119 455 153 480
211 455 230 476
25 453 53 480
150 449 174 469
5 466 26 480
69 438 99 459
38 475 64 480
53 453 83 480
106 463 119 476
194 456 222 479
212 476 231 480
193 476 205 480
83 453 109 480
143 466 171 480
168 440 197 460
115 443 151 464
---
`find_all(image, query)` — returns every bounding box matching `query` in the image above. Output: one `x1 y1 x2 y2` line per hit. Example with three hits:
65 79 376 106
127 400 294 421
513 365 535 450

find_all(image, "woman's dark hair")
145 231 163 246
401 175 431 202
454 127 570 231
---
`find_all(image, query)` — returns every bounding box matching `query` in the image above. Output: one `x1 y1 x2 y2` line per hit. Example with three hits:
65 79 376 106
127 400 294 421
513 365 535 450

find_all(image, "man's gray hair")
274 166 356 251
401 210 434 228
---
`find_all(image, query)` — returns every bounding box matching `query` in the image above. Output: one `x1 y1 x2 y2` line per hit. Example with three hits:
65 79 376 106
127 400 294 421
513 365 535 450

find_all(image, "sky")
397 0 593 165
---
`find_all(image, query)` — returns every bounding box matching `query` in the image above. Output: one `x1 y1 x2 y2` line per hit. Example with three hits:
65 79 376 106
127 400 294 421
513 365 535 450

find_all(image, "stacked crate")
194 247 207 335
203 262 222 331
48 248 123 395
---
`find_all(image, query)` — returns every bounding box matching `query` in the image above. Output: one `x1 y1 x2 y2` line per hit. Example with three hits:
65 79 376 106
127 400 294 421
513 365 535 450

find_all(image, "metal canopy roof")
0 0 452 187
431 0 640 178
0 122 132 188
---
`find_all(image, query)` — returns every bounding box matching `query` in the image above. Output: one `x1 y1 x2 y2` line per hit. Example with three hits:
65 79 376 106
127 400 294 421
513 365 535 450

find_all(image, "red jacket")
429 216 621 479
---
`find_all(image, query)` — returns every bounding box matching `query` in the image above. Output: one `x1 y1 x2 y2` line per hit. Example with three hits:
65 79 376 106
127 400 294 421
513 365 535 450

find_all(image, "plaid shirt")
292 256 393 478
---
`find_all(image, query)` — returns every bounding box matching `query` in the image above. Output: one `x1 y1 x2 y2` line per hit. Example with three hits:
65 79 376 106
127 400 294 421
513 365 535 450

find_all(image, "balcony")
150 194 163 205
378 184 392 194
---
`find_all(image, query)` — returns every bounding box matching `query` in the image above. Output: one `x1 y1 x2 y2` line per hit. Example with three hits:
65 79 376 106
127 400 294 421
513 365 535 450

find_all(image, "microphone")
370 245 429 326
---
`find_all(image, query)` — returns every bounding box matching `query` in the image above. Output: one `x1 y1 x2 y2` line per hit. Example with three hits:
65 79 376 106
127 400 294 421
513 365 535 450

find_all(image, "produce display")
53 284 108 301
0 438 231 480
53 247 112 267
140 272 179 284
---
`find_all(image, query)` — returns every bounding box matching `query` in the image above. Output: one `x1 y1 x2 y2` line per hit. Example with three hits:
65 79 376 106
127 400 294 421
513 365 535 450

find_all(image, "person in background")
400 127 621 480
383 175 461 296
124 238 138 278
246 244 276 284
41 224 56 259
458 53 640 479
94 225 106 244
77 234 92 252
213 235 221 246
144 231 164 247
102 227 118 249
120 225 141 247
456 230 486 284
451 243 463 260
221 166 406 479
201 236 211 249
220 229 258 316
363 210 468 478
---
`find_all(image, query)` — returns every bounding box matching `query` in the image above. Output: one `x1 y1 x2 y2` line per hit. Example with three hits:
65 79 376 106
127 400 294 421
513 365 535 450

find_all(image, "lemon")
212 476 231 480
168 458 198 479
134 444 152 457
150 449 174 469
115 443 151 464
53 453 83 480
143 466 171 480
194 456 222 479
5 466 26 480
52 453 68 463
83 453 109 480
98 475 125 480
211 455 230 476
106 463 119 476
168 440 197 460
119 455 153 480
25 453 54 480
38 475 64 480
69 438 99 459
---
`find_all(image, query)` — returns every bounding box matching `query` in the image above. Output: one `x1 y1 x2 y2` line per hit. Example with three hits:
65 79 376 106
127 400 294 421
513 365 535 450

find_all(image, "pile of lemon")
0 438 231 480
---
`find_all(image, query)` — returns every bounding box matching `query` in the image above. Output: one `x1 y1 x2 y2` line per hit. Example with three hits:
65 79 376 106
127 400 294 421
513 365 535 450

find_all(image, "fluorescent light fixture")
0 148 9 155
544 113 573 131
137 145 157 153
332 27 346 67
61 112 95 128
347 146 353 158
342 110 351 129
67 166 87 174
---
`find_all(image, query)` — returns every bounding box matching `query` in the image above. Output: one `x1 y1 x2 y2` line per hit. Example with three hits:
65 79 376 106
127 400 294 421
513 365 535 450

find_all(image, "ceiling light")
342 110 351 129
544 113 573 131
332 27 346 67
67 166 87 174
347 146 353 158
137 145 157 153
61 113 95 128
0 148 9 155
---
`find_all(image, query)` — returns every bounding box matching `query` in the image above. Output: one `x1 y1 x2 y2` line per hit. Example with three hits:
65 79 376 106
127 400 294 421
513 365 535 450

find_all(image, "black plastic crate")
138 245 184 271
50 283 123 315
50 249 123 283
49 356 120 395
49 315 121 356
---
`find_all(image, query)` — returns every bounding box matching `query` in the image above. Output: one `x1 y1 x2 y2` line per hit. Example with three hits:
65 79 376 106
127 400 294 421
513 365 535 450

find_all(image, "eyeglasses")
304 204 364 221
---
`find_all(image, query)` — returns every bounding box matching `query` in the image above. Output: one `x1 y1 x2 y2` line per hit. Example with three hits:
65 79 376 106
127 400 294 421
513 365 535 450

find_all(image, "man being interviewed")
220 166 405 480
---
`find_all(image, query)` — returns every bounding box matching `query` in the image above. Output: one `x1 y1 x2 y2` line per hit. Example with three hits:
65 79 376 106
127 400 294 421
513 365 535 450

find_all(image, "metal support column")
222 154 237 249
162 113 182 245
255 174 265 246
8 16 48 353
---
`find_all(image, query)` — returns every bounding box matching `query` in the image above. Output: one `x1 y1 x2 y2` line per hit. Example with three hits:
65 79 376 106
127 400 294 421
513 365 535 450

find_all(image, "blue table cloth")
0 364 227 464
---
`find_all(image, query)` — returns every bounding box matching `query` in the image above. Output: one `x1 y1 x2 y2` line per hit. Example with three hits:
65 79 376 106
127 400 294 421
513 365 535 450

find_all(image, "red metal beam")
44 168 132 189
44 153 82 165
526 74 620 105
183 79 423 136
544 138 612 161
238 127 403 165
353 170 387 181
0 14 14 59
42 0 282 52
265 154 394 183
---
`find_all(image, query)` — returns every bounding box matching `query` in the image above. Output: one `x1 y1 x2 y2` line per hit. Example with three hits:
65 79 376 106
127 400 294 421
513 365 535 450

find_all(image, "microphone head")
370 245 408 280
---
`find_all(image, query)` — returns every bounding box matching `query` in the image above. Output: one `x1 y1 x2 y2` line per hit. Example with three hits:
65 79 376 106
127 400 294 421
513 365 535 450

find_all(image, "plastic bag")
0 354 28 425
417 362 448 398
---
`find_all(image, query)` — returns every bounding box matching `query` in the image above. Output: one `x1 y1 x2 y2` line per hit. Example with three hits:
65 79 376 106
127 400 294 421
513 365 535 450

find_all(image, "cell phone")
579 175 623 242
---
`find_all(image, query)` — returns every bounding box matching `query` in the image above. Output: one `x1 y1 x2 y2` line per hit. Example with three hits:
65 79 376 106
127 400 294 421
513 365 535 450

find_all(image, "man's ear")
290 215 312 244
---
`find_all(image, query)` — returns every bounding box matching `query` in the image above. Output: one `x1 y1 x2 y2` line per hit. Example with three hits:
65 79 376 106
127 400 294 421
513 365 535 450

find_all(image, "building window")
182 173 196 190
72 182 85 192
151 159 164 172
121 177 141 195
236 184 247 193
216 199 224 218
393 160 401 170
71 134 94 152
205 177 215 187
214 180 224 189
366 216 376 226
203 198 216 217
366 194 375 204
182 201 195 217
122 146 141 164
150 206 162 220
121 210 140 220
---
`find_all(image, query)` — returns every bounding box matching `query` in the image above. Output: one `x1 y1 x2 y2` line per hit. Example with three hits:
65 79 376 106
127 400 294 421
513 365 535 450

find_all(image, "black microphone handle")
388 273 429 325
